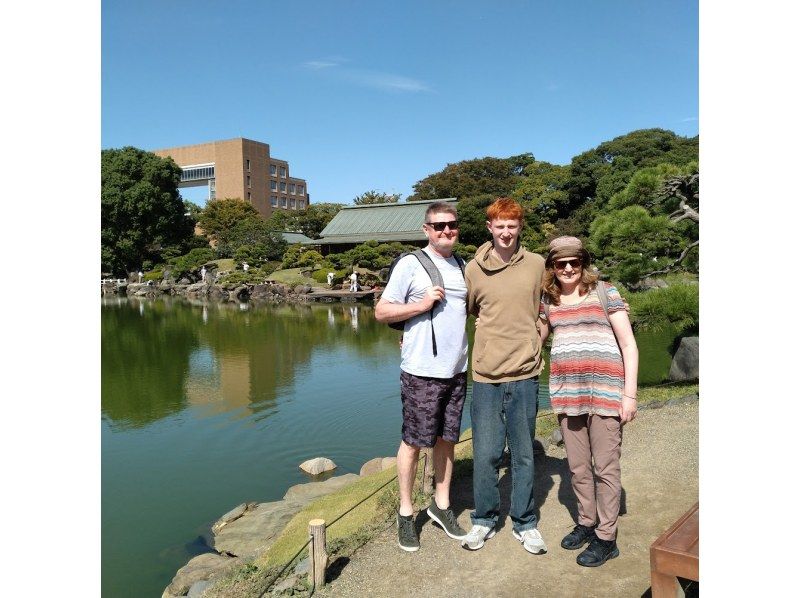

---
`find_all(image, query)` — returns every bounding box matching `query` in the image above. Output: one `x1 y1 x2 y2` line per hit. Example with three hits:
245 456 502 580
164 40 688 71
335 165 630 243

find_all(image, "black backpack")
384 249 466 356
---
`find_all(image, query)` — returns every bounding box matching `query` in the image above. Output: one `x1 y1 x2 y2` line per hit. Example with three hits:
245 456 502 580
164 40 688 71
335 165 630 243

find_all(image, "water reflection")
102 299 399 429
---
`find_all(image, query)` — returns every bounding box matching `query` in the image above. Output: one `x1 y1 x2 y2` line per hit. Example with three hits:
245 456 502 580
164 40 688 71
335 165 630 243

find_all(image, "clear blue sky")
102 0 698 205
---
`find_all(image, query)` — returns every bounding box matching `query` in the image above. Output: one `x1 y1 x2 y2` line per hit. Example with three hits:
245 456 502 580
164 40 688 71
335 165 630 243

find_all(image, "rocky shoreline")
162 457 397 598
102 280 379 304
162 391 701 597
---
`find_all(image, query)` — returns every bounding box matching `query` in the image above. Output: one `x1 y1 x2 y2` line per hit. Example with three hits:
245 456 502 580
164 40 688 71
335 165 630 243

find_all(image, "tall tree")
196 198 261 245
101 147 194 275
353 190 402 205
565 128 698 211
408 153 535 201
268 202 345 239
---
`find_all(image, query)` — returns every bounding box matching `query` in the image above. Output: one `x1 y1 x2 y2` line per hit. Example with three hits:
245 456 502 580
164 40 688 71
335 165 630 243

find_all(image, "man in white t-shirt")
349 270 358 292
375 201 468 552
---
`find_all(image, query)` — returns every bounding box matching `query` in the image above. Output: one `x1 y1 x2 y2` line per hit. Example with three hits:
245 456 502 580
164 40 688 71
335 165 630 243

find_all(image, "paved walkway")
321 401 699 597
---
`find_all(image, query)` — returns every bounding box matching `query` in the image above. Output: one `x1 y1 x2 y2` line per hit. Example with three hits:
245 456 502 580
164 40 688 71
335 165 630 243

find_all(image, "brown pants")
559 413 623 541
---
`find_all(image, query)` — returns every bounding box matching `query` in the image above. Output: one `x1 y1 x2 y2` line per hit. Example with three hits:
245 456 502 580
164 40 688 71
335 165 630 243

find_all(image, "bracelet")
623 393 637 400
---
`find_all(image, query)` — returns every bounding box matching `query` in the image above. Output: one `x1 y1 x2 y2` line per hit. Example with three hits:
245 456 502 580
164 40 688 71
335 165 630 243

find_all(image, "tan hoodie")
465 241 546 383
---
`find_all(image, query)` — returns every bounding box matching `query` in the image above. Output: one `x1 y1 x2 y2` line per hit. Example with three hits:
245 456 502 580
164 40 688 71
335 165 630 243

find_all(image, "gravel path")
320 401 699 597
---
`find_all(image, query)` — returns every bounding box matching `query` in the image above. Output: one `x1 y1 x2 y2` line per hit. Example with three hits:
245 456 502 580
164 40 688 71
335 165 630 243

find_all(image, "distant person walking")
242 262 249 272
137 271 143 283
327 271 335 287
538 236 638 568
200 266 207 282
349 270 358 292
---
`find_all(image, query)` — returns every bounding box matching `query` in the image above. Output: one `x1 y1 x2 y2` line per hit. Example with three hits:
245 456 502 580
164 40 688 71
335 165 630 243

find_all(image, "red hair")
486 197 523 222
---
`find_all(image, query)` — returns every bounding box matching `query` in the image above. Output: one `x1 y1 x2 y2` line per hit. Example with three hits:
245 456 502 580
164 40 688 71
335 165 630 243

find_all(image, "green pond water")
101 296 680 597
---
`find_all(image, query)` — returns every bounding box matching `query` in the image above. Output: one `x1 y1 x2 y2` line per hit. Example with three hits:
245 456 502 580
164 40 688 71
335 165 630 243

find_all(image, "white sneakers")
462 524 547 554
513 528 547 554
461 524 496 550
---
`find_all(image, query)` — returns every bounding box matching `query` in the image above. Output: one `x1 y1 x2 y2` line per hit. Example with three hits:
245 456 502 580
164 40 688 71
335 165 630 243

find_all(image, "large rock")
359 457 397 476
211 502 257 535
669 336 699 381
283 473 360 502
299 457 337 475
211 500 304 558
164 553 240 596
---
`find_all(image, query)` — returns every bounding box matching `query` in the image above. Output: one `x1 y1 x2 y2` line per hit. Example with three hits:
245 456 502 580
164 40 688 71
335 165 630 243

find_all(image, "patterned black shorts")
400 371 467 448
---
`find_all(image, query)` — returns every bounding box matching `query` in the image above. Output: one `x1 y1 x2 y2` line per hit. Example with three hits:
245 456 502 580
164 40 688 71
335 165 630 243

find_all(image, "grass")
266 267 326 288
210 258 236 273
208 382 698 596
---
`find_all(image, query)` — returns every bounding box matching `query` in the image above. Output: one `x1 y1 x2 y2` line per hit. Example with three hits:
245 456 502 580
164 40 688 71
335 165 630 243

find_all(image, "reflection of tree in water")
102 299 407 428
196 303 400 415
102 300 199 429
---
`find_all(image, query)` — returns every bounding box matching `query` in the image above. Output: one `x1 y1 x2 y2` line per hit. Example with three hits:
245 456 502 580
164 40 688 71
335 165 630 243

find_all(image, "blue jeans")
470 378 539 532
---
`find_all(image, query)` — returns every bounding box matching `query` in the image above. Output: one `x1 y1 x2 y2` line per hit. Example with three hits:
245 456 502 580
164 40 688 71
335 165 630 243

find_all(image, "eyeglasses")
425 220 459 232
554 258 583 270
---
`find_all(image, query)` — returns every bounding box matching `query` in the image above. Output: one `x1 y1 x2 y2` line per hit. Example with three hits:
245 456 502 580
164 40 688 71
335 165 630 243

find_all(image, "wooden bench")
650 502 699 597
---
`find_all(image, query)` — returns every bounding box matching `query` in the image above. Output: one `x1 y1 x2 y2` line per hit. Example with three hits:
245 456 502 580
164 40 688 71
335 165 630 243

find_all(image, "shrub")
167 247 217 279
627 283 699 333
312 268 348 284
143 270 163 282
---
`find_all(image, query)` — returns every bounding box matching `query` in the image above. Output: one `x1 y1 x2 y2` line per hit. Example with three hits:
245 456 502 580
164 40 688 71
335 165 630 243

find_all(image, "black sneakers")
426 503 468 540
397 513 419 552
561 524 596 550
576 536 620 567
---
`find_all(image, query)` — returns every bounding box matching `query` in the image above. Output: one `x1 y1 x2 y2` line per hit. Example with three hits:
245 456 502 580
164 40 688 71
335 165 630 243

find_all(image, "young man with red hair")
461 197 548 555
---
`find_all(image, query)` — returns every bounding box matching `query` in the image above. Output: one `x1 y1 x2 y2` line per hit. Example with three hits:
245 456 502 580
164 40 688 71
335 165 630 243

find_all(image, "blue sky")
102 0 698 205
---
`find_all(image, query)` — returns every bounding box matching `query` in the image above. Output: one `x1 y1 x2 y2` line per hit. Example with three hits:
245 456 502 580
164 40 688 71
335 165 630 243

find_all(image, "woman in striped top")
538 236 638 568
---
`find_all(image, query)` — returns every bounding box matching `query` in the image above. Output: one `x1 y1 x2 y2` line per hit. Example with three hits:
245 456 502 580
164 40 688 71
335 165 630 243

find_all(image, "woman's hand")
619 395 637 424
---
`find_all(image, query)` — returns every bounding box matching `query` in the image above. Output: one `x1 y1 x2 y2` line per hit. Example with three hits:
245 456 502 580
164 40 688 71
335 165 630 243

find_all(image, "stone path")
320 401 699 597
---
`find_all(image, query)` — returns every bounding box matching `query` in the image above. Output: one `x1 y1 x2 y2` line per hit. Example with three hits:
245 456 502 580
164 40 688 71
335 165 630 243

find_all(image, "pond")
101 297 679 597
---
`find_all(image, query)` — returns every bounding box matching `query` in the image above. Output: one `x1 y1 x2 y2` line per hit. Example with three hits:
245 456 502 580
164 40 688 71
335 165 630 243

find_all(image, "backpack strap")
596 281 610 322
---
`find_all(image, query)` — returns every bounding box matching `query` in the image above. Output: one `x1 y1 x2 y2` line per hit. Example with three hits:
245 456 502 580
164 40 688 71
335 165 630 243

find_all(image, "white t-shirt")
381 248 468 378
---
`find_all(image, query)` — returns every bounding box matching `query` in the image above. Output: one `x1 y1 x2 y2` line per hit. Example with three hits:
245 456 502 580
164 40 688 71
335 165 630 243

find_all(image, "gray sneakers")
426 503 468 540
513 528 547 554
397 513 419 552
461 524 496 550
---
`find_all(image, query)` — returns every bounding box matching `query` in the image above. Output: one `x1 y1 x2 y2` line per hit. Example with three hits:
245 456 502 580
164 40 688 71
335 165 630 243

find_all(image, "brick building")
152 138 309 219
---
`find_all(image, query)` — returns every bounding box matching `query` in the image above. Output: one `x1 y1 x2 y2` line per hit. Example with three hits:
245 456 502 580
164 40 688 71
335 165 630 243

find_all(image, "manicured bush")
168 247 217 279
627 282 699 333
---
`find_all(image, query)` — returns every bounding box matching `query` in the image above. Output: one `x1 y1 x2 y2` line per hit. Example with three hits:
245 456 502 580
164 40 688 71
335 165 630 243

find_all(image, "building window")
290 198 297 209
290 183 296 194
297 185 304 196
270 164 277 176
247 192 251 200
270 195 278 207
270 180 277 191
246 159 251 171
298 199 305 209
280 166 287 178
281 197 287 208
280 181 287 192
247 175 251 188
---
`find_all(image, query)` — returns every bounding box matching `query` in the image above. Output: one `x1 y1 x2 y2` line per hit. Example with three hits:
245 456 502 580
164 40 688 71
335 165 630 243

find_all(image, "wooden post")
308 519 328 589
421 447 434 495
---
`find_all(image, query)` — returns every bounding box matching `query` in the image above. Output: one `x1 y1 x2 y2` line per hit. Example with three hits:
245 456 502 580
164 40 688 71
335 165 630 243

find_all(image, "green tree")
101 147 194 275
197 198 261 245
266 202 344 239
512 161 571 225
565 128 698 212
216 218 287 262
353 190 402 205
408 154 535 201
298 203 345 238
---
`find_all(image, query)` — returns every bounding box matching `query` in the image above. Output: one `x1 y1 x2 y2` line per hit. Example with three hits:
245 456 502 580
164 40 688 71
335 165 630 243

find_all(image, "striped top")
540 283 626 417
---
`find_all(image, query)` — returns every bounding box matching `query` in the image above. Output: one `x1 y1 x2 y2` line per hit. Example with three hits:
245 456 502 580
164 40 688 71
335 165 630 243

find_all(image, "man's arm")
374 286 443 324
